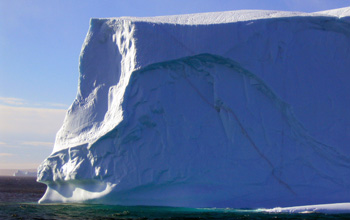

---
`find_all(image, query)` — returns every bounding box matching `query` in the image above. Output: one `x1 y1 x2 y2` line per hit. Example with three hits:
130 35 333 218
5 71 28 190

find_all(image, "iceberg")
13 170 37 177
38 8 350 210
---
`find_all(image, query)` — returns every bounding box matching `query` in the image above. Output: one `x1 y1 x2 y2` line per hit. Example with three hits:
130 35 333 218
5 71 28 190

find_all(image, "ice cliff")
38 8 350 208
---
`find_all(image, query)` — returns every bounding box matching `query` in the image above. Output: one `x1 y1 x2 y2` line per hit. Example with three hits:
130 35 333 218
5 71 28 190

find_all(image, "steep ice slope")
38 8 350 208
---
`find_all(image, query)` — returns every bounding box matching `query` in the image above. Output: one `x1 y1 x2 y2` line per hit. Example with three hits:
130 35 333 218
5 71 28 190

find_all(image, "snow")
265 202 350 214
37 8 350 212
314 7 350 18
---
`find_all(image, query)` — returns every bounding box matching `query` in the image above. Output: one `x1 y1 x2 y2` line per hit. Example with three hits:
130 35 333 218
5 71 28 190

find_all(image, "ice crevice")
178 61 291 194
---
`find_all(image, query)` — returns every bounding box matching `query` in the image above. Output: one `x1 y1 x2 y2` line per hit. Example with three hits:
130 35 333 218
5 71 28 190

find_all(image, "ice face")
38 8 350 208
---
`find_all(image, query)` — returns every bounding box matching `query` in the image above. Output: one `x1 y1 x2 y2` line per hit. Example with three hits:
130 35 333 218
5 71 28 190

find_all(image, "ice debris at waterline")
264 202 350 214
37 7 350 210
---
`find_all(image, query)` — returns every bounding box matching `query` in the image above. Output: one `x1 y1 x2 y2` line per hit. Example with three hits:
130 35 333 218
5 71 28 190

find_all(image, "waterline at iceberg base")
37 8 350 212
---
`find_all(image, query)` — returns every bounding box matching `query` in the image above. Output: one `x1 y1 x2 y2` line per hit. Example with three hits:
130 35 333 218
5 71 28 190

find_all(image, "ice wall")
38 8 350 208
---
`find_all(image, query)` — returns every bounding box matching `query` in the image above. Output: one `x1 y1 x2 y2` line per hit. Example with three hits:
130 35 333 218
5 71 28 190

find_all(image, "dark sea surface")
1 176 349 220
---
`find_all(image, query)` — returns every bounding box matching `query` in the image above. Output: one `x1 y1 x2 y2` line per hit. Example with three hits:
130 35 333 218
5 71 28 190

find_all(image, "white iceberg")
13 170 37 177
265 202 350 214
37 8 350 211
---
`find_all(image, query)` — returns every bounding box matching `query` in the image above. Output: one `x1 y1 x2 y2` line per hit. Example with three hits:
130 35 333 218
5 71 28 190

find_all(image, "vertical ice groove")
38 19 137 185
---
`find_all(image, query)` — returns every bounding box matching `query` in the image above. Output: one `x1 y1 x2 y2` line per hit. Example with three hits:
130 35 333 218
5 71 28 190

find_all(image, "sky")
0 0 349 170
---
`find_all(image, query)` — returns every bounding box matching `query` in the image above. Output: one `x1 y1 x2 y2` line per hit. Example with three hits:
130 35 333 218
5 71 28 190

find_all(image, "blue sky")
0 0 349 170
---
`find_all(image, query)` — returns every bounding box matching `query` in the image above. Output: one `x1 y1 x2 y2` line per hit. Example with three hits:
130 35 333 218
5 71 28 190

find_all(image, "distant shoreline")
0 176 37 179
0 169 37 176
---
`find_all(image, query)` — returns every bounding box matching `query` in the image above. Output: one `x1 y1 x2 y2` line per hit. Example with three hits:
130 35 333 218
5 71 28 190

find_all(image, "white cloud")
0 97 25 105
21 141 54 148
0 97 70 109
0 162 40 170
0 104 66 169
0 104 66 137
48 102 69 108
0 153 13 157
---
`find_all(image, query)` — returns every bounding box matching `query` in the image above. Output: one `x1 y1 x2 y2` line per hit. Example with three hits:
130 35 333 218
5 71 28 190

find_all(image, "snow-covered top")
314 7 350 18
55 7 350 152
97 7 350 25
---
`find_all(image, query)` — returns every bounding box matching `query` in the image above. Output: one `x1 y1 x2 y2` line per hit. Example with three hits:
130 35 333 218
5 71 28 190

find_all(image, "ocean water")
0 176 349 220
